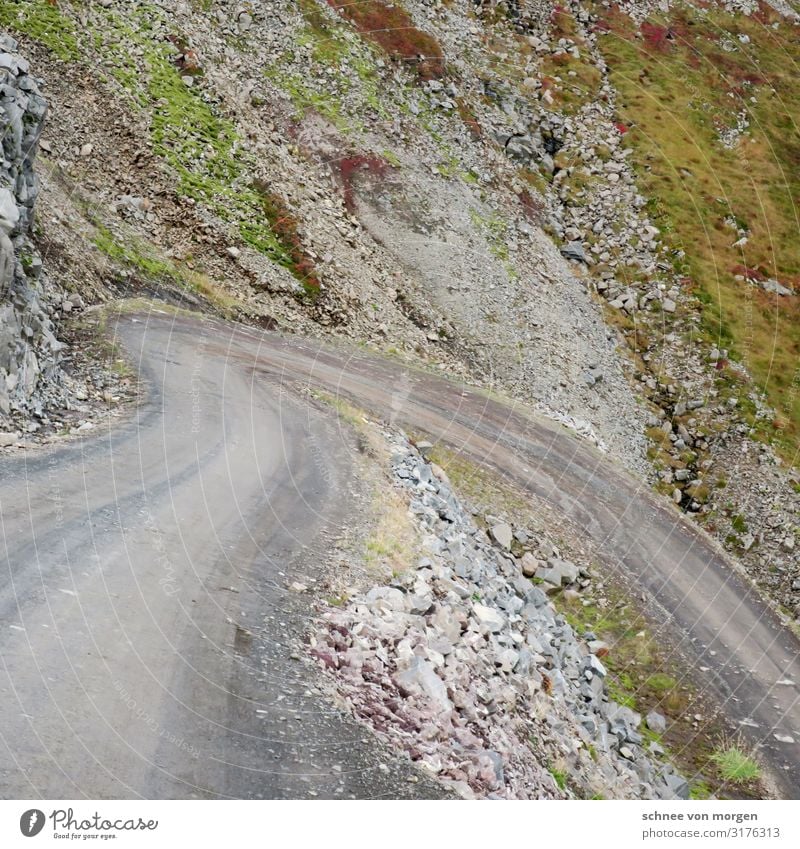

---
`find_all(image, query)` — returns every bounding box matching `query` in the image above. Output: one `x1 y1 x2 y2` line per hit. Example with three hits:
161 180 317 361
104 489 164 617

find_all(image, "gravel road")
0 311 797 798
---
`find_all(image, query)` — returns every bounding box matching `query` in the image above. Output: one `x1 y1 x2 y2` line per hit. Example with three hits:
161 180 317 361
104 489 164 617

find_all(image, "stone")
560 241 588 264
645 711 667 734
583 654 607 678
0 233 14 292
535 566 562 588
762 278 793 296
0 188 19 235
520 551 539 577
365 586 407 613
662 298 676 313
489 522 513 550
394 657 452 711
472 603 505 632
661 772 690 800
416 440 434 458
536 558 579 587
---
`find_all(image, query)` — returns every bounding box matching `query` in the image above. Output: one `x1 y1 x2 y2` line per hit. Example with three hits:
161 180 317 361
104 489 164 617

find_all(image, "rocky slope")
2 2 797 603
312 433 689 799
0 0 798 797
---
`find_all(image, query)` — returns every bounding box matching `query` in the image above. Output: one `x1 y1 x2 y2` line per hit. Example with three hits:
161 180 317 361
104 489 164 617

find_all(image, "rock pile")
310 436 688 800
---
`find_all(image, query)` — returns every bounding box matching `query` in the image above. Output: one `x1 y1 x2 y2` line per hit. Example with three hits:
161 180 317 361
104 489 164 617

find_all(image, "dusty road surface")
1 310 798 799
0 311 447 800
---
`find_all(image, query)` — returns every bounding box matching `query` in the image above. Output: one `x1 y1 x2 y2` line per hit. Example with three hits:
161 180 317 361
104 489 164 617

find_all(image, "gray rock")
536 558 579 587
520 551 539 577
0 188 19 235
762 278 793 296
660 771 690 800
489 523 513 550
584 654 607 678
0 430 20 447
645 710 667 734
365 586 408 613
560 241 588 264
394 657 452 711
473 603 505 632
416 440 434 458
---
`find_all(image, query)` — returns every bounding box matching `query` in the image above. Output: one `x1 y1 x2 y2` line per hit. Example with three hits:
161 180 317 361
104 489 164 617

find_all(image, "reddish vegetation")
731 263 767 282
518 189 544 222
327 0 445 80
253 180 320 292
752 1 782 25
166 34 203 75
338 154 390 213
640 22 673 52
615 122 628 134
457 99 482 139
706 50 764 87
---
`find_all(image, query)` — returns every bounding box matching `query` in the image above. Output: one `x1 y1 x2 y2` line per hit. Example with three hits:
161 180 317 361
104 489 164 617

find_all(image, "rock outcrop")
0 35 63 426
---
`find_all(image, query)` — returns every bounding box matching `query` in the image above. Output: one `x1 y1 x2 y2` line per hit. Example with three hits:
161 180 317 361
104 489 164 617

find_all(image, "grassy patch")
711 744 761 784
310 389 418 576
548 764 568 791
731 513 749 534
268 1 390 131
93 222 238 315
646 673 678 693
250 180 320 295
417 442 758 797
593 0 800 461
0 0 80 61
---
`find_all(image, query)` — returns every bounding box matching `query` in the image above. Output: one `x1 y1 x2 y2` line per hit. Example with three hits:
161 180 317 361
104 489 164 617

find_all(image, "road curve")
1 310 798 799
0 311 447 800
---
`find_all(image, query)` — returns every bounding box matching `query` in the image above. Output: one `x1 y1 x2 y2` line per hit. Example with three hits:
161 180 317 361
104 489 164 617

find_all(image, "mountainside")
1 0 799 800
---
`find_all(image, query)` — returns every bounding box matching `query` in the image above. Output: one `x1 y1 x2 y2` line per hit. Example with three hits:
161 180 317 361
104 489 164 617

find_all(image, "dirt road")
0 311 797 798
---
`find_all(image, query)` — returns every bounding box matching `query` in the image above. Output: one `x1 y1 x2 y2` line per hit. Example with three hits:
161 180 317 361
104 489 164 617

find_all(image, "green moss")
469 208 518 278
690 780 712 800
0 0 80 61
266 0 390 131
93 222 173 281
381 149 402 167
548 766 568 791
646 673 677 693
731 514 748 534
93 222 238 315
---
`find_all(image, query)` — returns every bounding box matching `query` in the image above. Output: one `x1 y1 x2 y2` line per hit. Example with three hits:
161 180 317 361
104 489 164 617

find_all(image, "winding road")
0 310 797 799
